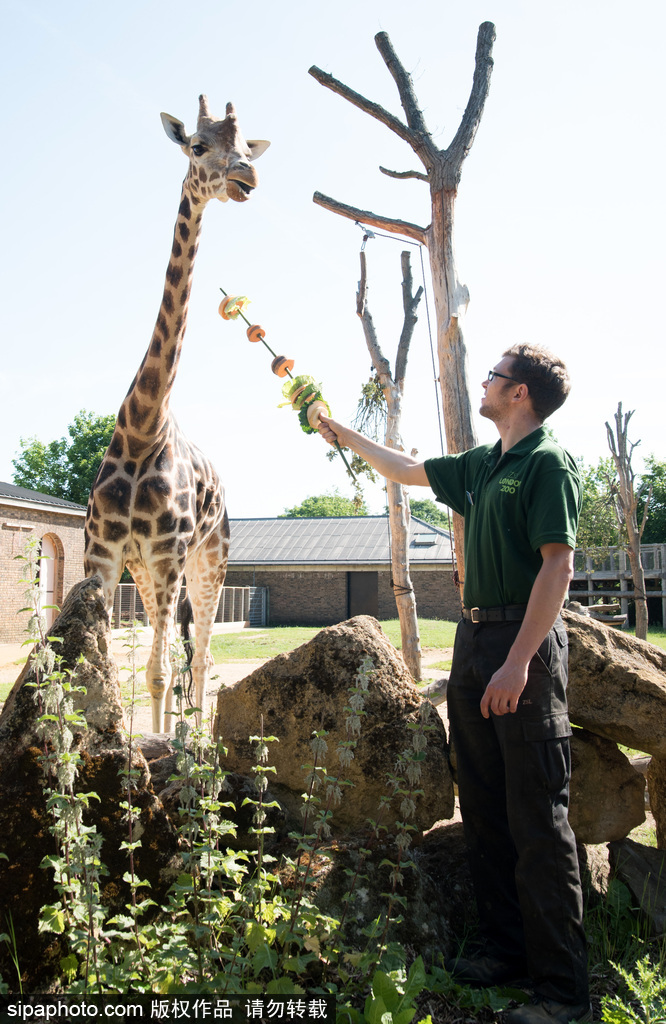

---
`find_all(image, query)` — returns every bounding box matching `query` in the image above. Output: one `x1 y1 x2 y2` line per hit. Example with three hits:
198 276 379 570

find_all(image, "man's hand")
317 412 344 446
480 660 529 718
316 413 430 486
479 544 574 719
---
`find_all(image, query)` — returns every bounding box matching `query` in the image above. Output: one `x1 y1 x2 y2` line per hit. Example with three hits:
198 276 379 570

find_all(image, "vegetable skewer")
219 289 355 480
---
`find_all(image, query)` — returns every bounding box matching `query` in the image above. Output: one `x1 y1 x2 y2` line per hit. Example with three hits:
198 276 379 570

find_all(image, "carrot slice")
271 355 295 378
247 324 266 342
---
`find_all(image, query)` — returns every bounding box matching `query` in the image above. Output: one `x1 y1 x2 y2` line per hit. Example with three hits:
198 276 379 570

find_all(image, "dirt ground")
0 627 452 738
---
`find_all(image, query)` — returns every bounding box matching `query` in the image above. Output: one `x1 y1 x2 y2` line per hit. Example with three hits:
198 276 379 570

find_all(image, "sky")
1 0 664 518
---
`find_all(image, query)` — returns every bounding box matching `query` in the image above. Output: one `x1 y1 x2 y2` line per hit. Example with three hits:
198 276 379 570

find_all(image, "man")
317 344 591 1024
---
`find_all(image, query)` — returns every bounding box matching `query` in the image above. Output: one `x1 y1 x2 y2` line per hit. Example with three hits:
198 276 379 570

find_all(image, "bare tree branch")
380 165 430 182
308 65 415 148
445 22 496 181
356 252 391 380
395 250 423 388
374 31 438 165
313 191 428 245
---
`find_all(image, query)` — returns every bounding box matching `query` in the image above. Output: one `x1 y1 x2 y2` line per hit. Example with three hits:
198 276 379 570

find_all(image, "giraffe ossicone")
84 96 269 733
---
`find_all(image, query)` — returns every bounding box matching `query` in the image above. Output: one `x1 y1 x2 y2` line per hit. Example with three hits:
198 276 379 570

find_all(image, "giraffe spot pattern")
156 314 169 340
108 433 124 459
167 262 184 288
129 395 152 429
89 541 114 561
136 367 161 401
132 518 152 538
103 520 129 542
97 477 132 516
135 475 171 512
157 510 178 534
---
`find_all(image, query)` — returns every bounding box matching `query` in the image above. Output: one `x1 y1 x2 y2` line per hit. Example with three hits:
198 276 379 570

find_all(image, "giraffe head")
161 95 270 204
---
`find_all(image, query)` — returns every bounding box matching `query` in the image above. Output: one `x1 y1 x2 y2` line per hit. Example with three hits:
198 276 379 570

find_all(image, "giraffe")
84 95 269 733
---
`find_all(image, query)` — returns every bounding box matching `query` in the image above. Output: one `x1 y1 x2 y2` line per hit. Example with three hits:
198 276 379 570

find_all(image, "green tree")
408 498 450 530
638 455 666 543
12 409 116 505
576 456 620 550
280 491 368 518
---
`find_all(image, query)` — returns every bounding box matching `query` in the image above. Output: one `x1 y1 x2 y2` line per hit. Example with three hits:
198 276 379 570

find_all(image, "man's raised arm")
317 413 430 487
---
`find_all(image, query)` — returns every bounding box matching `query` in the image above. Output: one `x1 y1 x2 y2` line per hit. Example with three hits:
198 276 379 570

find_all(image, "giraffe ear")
246 140 270 161
161 112 191 148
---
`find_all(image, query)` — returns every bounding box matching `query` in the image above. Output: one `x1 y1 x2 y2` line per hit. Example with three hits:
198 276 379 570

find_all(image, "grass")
635 626 666 650
1 618 661 706
209 617 458 662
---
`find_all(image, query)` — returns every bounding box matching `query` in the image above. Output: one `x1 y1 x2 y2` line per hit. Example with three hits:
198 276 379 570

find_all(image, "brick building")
0 482 86 642
224 516 459 625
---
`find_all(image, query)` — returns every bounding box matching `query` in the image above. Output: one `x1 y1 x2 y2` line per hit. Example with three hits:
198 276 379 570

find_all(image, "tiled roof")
0 480 87 511
228 516 452 566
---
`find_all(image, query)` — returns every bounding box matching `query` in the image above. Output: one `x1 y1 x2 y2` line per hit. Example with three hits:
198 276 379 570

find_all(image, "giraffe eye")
192 144 206 157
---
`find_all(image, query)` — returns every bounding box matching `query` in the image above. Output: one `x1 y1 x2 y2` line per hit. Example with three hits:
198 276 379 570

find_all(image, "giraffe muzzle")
227 178 255 202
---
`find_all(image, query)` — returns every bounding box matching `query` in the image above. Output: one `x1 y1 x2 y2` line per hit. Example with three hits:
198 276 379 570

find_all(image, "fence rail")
111 584 268 630
570 543 666 624
573 543 666 577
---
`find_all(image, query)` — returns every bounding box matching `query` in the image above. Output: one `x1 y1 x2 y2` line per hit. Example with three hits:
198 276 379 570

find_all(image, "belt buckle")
470 607 481 623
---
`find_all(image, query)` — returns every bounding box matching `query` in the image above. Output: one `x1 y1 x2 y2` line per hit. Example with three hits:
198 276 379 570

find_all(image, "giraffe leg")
145 583 181 734
84 553 126 618
185 525 229 727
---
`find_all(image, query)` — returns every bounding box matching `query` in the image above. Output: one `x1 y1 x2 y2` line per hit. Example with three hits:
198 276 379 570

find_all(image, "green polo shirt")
424 427 581 609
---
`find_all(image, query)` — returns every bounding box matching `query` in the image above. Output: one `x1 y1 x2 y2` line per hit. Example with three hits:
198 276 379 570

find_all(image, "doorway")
347 571 379 618
38 534 58 631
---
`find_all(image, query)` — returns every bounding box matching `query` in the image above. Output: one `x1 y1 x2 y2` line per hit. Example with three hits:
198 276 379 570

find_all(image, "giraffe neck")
120 183 207 447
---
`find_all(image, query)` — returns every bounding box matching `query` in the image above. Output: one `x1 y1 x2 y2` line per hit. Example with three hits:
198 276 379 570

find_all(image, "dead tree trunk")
310 23 495 595
356 249 423 680
605 403 652 640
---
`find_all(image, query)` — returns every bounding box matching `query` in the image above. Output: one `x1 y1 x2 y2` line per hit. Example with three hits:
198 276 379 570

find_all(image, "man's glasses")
488 369 523 384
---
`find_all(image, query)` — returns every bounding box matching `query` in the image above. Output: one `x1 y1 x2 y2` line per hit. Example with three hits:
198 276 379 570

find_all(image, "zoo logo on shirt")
499 477 521 495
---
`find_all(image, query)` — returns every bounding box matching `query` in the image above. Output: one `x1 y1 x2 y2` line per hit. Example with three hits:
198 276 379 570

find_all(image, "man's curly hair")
503 343 571 422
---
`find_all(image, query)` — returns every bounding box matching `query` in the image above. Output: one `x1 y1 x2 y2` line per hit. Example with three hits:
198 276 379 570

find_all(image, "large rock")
305 821 475 957
0 576 180 992
213 616 454 835
569 729 645 843
608 838 666 936
564 610 666 757
647 757 666 849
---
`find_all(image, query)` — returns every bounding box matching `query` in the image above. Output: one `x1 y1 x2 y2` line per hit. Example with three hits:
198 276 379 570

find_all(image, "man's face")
480 356 520 423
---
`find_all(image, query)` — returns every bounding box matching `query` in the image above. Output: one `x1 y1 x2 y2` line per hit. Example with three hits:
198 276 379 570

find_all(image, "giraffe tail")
178 593 195 708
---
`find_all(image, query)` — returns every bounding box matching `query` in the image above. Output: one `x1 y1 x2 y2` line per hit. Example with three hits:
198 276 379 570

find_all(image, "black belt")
462 605 528 623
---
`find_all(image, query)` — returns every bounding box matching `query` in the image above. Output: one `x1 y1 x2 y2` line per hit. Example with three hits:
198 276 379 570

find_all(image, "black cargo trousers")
446 615 589 1006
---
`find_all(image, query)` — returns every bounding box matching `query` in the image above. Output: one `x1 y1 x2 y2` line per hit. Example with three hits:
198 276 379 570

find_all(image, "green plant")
586 879 650 968
425 961 520 1016
602 955 666 1023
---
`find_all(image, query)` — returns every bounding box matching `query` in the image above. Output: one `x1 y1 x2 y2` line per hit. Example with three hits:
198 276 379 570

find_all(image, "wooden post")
605 403 652 639
355 249 423 680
